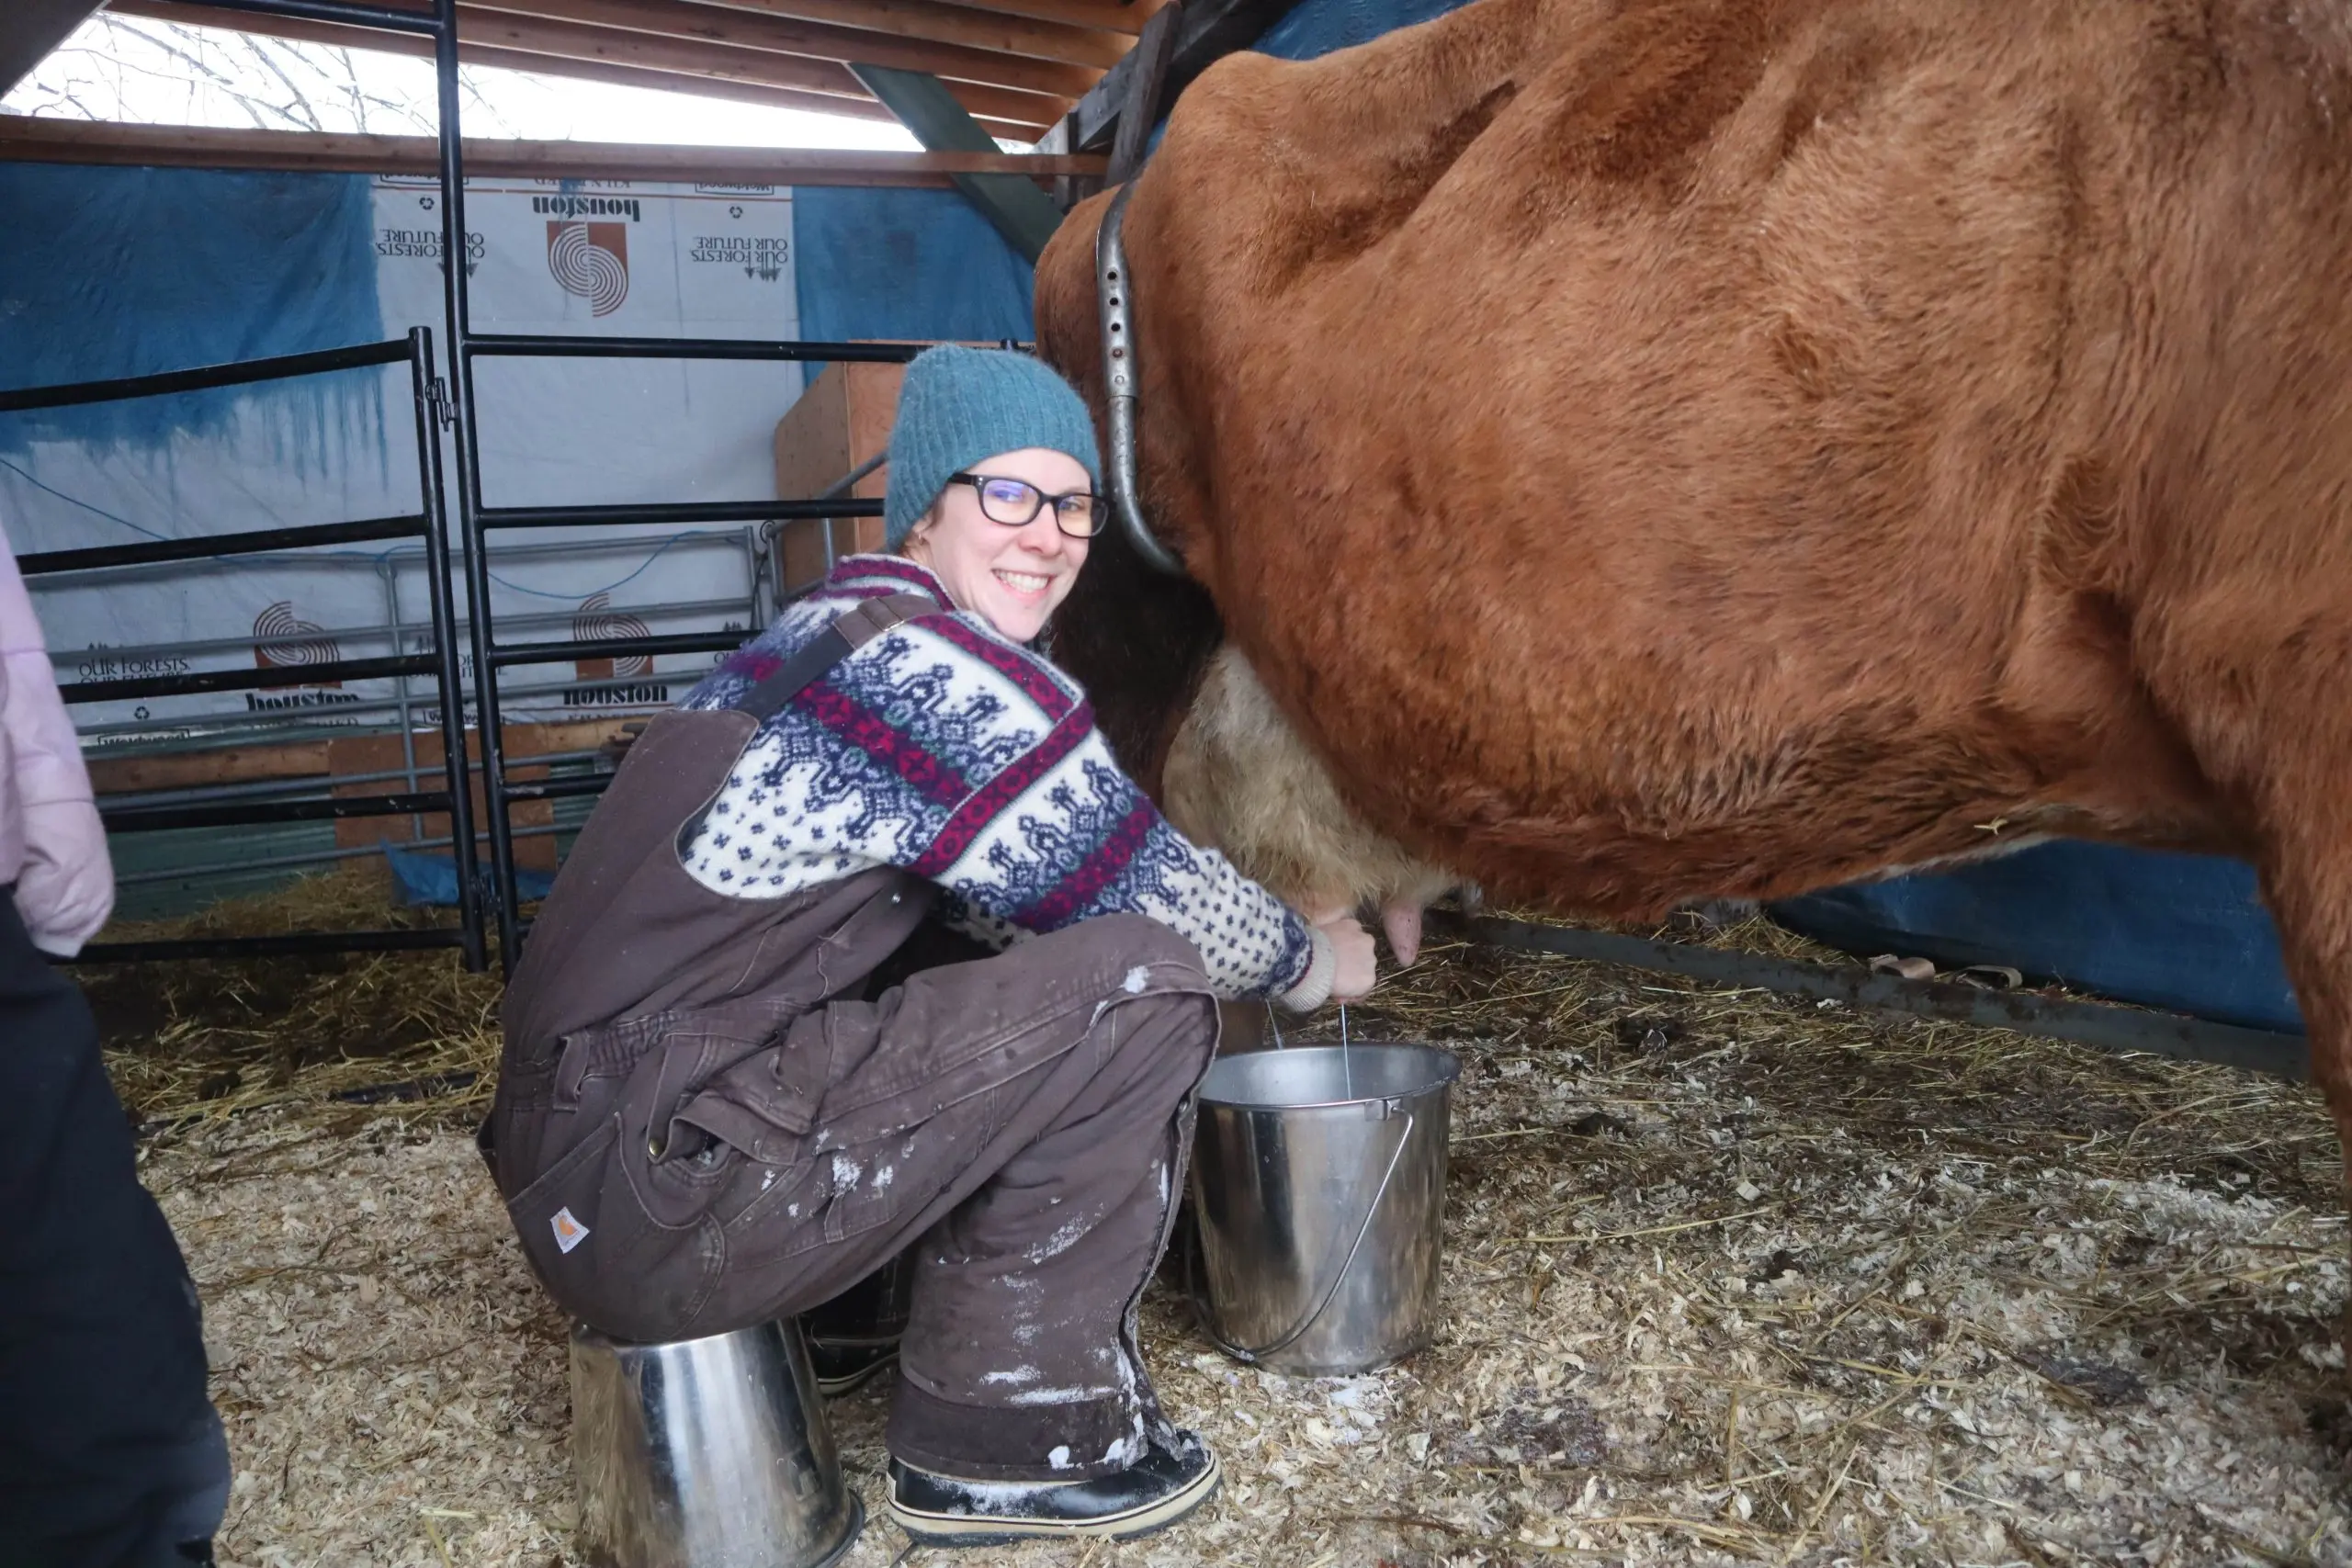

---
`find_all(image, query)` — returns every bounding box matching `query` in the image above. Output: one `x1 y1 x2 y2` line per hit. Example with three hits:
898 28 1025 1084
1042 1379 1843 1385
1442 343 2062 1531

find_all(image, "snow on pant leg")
0 894 230 1568
530 912 1221 1469
881 919 1218 1483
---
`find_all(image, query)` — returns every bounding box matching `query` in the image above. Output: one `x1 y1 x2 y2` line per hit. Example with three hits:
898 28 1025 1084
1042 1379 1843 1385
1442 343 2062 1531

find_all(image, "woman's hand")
1314 913 1378 1000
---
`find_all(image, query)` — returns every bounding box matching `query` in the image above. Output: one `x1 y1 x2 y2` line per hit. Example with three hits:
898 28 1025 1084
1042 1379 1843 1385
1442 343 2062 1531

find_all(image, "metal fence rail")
452 330 914 969
8 321 486 967
0 0 906 969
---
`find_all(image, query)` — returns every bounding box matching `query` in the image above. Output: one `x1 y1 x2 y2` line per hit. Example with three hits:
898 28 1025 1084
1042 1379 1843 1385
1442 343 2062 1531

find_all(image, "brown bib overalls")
482 596 1221 1481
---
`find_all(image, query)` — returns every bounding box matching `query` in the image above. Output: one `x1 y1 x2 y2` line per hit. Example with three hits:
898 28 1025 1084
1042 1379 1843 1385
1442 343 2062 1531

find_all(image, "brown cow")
1033 0 2352 1298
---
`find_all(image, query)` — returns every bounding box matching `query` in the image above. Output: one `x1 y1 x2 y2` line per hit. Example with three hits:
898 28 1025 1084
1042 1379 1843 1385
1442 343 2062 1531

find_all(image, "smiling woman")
482 343 1378 1551
902 451 1094 643
882 344 1107 644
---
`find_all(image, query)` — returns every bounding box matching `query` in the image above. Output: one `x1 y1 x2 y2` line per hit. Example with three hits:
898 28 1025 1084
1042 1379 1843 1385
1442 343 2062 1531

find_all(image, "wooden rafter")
927 0 1167 36
456 0 1102 99
437 51 918 126
0 114 1108 186
632 0 1133 70
103 0 1064 134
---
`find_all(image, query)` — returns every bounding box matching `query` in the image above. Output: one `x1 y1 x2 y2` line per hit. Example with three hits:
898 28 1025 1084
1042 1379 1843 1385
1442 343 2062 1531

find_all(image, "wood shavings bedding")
113 895 2351 1566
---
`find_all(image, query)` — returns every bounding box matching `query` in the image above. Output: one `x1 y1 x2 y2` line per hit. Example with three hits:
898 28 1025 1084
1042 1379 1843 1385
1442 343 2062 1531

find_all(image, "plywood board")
88 739 332 796
773 358 906 592
324 721 631 873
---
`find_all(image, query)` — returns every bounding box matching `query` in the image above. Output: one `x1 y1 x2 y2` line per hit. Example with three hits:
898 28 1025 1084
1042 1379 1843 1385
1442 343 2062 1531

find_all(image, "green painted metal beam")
848 62 1066 264
2 0 105 98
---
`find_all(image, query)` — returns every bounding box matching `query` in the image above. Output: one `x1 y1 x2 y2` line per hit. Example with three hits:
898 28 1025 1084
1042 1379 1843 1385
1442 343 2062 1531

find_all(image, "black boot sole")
888 1451 1220 1546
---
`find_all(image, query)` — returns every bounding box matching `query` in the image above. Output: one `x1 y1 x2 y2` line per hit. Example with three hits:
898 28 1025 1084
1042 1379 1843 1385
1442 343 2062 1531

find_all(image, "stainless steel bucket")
1189 1043 1459 1375
571 1317 863 1568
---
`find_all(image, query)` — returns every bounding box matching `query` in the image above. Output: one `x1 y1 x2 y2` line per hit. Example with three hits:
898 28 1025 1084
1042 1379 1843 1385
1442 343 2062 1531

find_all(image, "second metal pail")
1189 1043 1459 1376
571 1317 862 1568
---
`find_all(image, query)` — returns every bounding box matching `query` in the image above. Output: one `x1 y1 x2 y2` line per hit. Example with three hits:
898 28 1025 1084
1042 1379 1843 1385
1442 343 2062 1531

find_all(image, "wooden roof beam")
665 0 1133 70
446 50 969 130
106 0 1060 135
456 0 1103 99
444 5 1073 130
927 0 1166 37
0 115 1108 186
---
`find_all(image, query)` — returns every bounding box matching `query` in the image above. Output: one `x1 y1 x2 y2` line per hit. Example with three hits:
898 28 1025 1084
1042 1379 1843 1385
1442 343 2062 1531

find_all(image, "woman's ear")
900 505 941 560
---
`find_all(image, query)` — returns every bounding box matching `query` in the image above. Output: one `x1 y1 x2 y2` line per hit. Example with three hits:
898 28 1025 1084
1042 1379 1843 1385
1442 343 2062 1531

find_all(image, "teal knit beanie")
884 344 1103 549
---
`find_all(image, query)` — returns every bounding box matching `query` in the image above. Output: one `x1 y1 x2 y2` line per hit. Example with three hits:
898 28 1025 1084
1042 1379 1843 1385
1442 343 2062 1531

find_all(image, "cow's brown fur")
1036 0 2352 1231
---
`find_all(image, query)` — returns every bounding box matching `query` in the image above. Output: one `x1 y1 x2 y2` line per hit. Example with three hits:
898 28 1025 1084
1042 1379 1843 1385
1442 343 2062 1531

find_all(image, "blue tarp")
1771 846 2302 1035
1255 0 1476 59
382 843 554 908
792 186 1035 343
0 164 382 455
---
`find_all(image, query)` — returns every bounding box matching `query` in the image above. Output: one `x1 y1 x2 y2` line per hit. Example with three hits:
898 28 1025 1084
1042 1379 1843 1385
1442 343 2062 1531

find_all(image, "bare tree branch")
334 46 370 132
104 18 245 95
248 38 322 131
455 67 522 139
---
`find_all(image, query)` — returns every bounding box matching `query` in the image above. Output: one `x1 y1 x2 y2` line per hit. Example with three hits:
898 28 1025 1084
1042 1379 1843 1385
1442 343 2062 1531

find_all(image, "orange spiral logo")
547 220 629 317
252 602 341 670
572 592 651 676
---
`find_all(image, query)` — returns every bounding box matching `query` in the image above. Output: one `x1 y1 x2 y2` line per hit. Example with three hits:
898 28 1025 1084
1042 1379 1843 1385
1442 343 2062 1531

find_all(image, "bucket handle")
1188 1107 1415 1366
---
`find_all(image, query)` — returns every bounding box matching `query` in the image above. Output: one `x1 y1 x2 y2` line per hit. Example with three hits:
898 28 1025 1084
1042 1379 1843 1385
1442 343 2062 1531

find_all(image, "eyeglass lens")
975 477 1100 536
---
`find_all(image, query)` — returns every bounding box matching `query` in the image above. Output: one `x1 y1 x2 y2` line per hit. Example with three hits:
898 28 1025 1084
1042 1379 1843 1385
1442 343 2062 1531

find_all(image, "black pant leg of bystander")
0 894 230 1568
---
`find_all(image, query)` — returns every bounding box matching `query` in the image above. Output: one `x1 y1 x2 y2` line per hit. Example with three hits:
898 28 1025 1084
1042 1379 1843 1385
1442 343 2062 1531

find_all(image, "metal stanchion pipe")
0 338 410 412
96 750 608 811
488 631 743 668
410 324 490 970
70 674 677 741
18 514 425 576
69 929 469 964
463 333 922 363
114 818 568 887
103 790 458 833
477 498 884 529
433 0 520 969
59 653 438 705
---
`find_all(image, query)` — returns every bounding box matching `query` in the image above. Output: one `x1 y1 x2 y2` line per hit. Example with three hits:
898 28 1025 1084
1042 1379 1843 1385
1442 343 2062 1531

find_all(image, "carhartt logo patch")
550 1207 590 1254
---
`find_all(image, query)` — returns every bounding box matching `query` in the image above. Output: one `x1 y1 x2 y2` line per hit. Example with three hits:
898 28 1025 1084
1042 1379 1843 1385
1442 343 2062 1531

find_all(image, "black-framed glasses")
946 472 1102 538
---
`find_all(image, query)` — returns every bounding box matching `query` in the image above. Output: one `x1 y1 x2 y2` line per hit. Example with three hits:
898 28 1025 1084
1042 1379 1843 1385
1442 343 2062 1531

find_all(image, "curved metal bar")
1094 181 1188 576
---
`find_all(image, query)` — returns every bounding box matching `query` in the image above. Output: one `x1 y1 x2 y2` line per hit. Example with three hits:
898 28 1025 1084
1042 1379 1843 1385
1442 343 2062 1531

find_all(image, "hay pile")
90 867 502 1134
103 881 2352 1565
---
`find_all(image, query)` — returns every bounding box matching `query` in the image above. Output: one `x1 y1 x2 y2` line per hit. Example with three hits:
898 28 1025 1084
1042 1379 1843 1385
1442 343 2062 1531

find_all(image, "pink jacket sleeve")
0 521 113 955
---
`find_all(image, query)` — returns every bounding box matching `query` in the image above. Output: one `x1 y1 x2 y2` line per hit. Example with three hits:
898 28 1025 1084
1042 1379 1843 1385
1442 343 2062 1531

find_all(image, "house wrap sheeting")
0 161 1031 733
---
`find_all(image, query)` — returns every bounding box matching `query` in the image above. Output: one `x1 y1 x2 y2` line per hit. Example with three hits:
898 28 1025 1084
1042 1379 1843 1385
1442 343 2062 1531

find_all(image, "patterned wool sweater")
677 556 1333 1009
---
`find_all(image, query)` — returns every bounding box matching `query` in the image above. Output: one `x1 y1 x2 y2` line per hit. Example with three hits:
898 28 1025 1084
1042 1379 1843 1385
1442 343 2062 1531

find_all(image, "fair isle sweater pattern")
676 555 1318 1002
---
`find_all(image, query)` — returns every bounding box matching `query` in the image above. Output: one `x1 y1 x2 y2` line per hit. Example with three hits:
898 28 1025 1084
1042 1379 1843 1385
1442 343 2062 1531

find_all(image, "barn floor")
102 882 2352 1566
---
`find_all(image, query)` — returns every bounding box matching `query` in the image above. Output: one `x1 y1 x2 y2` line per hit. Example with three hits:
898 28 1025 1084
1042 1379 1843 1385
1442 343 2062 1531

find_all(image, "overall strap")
738 592 937 721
